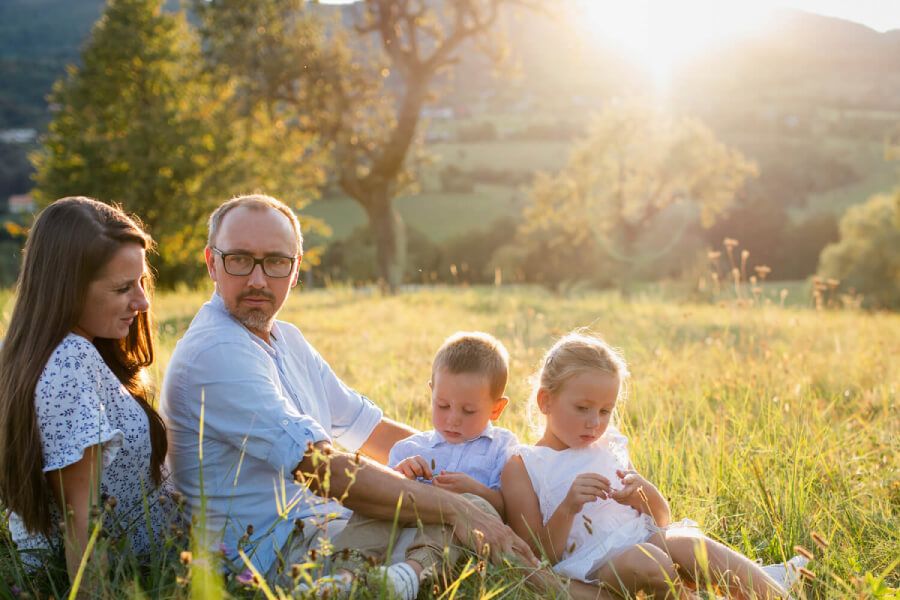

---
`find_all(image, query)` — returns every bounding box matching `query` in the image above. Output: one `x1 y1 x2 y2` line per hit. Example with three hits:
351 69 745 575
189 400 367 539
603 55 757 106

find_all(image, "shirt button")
282 419 289 425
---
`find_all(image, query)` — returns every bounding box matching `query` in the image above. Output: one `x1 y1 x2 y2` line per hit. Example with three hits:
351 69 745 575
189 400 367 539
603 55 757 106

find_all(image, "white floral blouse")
7 334 176 567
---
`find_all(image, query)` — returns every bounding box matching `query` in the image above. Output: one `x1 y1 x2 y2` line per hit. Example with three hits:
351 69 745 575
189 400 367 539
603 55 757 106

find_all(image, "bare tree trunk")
361 186 406 294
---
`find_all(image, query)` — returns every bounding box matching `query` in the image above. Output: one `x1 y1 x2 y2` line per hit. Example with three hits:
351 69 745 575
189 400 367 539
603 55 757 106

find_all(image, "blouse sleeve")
34 339 124 472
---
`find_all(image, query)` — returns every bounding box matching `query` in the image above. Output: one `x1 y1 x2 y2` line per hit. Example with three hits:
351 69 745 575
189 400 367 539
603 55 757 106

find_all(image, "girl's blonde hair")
527 329 630 434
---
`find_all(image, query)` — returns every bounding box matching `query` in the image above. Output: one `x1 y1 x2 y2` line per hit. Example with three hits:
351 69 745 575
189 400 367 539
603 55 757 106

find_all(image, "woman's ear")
536 388 551 415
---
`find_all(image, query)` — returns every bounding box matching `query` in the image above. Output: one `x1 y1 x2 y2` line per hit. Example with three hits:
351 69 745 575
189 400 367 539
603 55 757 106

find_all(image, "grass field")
3 286 899 598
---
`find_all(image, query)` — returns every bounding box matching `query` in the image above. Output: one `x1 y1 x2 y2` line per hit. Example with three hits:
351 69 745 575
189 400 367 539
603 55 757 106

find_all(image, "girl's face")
538 370 619 451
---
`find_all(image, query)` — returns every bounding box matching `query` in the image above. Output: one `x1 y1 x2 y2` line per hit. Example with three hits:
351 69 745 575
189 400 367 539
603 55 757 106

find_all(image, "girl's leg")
587 543 701 599
647 530 788 600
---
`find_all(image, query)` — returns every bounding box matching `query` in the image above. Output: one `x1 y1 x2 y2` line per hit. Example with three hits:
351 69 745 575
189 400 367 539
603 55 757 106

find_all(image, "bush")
817 193 900 309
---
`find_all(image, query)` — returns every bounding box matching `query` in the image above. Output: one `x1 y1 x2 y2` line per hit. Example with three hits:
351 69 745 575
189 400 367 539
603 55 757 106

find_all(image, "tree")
192 0 543 292
31 0 327 284
817 193 900 309
521 101 758 291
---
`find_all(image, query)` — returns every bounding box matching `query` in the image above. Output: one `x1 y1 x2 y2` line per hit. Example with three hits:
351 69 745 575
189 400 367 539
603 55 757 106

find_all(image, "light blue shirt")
387 424 519 491
160 294 383 573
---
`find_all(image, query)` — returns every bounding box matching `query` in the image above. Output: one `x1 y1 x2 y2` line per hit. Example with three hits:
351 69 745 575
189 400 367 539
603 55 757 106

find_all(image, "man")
160 194 537 582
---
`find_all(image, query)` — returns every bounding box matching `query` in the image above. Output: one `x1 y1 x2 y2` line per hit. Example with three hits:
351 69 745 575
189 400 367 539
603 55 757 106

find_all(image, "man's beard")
224 289 277 335
238 307 275 334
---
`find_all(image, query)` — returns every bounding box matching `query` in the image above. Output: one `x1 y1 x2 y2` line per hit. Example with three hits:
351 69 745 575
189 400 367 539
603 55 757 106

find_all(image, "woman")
0 197 175 586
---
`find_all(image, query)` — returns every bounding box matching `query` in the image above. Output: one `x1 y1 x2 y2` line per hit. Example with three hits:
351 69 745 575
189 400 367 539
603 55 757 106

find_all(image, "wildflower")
291 563 302 579
723 238 739 248
89 507 101 518
246 524 254 537
106 496 117 509
236 570 254 585
180 551 192 565
754 265 771 279
793 545 814 561
309 548 318 560
741 249 750 261
10 586 19 597
294 519 304 533
826 279 839 288
708 251 721 260
218 542 230 555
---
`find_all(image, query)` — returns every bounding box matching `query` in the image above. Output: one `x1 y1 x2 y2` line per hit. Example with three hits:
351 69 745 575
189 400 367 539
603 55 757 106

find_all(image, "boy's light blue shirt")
160 293 383 573
387 424 519 490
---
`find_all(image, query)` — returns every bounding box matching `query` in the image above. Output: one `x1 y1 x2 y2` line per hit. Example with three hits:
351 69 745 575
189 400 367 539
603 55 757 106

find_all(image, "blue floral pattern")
8 334 175 566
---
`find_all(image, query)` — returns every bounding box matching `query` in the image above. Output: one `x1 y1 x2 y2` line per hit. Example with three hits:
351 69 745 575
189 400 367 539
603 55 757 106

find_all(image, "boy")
324 331 517 599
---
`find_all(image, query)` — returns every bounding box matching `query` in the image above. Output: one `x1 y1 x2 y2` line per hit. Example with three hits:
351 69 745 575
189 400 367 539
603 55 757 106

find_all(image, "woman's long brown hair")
0 197 167 535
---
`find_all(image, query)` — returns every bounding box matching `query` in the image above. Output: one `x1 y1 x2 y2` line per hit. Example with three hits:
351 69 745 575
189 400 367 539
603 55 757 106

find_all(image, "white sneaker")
760 555 809 591
374 562 419 600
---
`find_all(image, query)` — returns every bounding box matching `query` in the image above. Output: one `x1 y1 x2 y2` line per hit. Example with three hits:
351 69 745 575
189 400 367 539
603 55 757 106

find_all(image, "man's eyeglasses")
211 248 297 278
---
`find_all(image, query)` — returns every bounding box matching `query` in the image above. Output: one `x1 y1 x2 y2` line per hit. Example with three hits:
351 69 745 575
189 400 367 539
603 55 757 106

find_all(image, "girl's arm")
502 456 610 564
47 445 106 590
612 468 671 527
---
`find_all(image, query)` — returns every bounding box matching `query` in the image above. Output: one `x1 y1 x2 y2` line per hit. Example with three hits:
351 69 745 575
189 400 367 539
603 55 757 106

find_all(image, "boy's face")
430 368 508 444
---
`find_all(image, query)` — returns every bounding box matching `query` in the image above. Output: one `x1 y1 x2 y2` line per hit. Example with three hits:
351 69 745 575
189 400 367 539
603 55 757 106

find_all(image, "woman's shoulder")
39 334 107 381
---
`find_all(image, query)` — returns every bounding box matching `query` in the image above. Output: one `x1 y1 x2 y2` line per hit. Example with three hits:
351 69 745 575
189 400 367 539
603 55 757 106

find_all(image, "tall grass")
3 285 898 598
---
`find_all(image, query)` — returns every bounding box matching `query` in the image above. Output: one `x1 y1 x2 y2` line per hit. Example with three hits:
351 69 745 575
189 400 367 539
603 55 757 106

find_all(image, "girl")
0 197 176 588
502 331 794 599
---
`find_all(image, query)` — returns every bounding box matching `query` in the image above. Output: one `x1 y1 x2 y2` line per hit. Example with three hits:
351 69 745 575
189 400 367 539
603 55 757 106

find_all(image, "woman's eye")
462 410 475 415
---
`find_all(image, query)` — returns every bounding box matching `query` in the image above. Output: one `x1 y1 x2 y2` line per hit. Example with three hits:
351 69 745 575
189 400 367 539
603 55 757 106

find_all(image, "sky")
321 1 900 32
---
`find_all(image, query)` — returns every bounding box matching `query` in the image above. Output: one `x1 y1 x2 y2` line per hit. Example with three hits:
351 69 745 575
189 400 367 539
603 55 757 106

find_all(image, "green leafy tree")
192 0 543 292
31 0 328 284
817 193 900 309
520 101 758 292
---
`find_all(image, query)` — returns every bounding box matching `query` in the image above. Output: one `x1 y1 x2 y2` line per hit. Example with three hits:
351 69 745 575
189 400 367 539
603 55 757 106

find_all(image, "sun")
578 0 774 92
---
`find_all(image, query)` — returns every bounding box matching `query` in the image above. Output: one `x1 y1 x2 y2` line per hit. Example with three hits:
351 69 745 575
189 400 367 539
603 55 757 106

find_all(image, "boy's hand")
393 455 434 480
433 471 479 495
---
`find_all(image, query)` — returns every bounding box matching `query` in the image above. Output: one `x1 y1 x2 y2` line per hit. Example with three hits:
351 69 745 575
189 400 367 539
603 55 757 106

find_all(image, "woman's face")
73 243 149 341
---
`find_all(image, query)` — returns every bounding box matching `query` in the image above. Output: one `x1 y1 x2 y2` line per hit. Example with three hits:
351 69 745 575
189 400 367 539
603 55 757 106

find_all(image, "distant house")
8 194 35 214
0 129 38 144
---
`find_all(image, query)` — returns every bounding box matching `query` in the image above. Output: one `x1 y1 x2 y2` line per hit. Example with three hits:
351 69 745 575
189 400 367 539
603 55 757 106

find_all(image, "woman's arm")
47 445 106 590
502 456 611 564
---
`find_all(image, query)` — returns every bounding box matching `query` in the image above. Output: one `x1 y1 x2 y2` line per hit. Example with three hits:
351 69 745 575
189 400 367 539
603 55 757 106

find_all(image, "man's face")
206 205 299 341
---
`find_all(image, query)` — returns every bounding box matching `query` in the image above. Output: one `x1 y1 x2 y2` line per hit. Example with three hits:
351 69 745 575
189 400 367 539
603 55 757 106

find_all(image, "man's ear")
536 388 551 415
490 396 509 420
290 254 303 288
205 247 217 282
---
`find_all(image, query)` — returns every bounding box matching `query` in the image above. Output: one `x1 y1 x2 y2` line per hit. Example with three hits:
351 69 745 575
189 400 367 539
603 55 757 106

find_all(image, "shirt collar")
426 423 496 447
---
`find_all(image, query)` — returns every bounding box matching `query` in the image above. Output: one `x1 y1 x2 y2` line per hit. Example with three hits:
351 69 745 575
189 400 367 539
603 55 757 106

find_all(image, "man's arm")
358 417 417 464
295 441 536 566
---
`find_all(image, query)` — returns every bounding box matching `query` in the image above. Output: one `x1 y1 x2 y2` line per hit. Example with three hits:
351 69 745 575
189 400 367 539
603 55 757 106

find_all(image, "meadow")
3 285 899 599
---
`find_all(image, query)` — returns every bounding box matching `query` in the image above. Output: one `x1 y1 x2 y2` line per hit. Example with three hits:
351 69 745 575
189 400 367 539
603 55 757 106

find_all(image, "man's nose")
246 262 267 286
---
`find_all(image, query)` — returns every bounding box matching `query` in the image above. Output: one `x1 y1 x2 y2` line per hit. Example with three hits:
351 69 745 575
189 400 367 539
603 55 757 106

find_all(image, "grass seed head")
798 567 816 581
793 545 814 560
810 531 829 549
179 550 192 565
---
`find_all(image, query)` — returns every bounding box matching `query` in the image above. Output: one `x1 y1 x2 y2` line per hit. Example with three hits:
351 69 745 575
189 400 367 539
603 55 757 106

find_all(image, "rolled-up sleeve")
189 342 330 474
312 348 382 452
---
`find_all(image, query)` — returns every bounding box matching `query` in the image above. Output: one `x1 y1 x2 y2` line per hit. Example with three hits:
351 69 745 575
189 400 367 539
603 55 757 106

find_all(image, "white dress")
7 334 176 567
517 427 696 582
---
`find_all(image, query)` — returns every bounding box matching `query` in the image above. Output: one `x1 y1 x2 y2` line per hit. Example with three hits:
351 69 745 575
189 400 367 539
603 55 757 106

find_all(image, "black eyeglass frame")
211 247 298 278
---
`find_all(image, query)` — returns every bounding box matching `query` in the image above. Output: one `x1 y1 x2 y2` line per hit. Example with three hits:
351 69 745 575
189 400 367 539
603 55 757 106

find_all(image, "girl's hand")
433 471 479 495
610 469 647 505
562 473 611 515
393 455 433 480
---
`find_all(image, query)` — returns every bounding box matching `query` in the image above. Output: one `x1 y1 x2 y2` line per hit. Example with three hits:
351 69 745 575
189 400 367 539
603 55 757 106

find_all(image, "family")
0 195 804 599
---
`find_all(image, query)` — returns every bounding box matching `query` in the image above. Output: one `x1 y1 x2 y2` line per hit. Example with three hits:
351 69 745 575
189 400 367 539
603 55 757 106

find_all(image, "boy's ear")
536 388 550 414
490 396 509 420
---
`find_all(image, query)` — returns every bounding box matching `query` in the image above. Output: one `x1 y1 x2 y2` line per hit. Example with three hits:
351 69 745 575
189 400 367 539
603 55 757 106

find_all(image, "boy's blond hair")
432 332 509 400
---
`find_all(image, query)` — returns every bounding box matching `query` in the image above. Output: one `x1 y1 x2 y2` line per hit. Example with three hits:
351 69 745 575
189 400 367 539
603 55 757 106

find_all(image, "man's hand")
393 455 433 480
433 470 479 494
449 496 538 567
